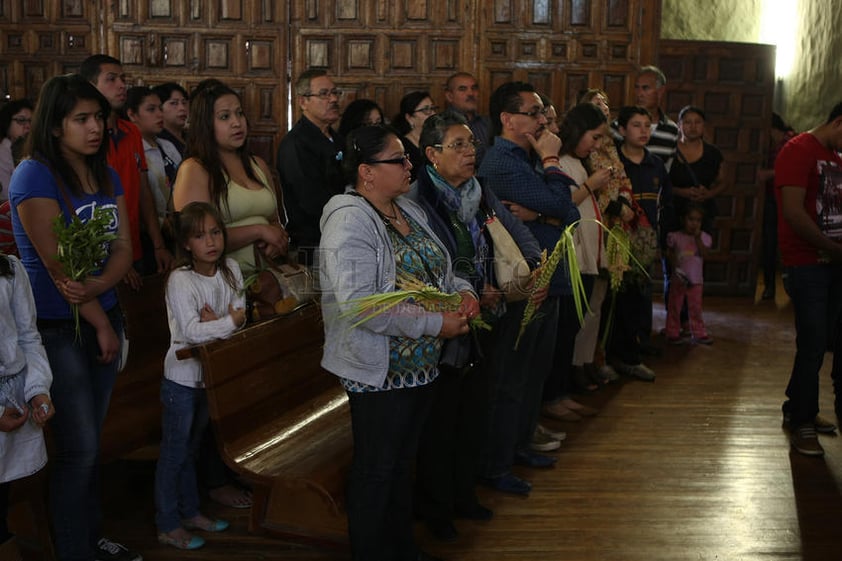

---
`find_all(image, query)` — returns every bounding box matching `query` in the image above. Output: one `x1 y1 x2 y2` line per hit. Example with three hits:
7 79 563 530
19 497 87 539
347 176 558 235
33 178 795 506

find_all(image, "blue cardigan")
408 164 541 295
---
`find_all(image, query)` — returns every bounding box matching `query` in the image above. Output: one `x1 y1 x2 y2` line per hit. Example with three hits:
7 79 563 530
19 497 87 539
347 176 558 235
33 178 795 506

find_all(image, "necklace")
352 190 405 225
379 202 403 225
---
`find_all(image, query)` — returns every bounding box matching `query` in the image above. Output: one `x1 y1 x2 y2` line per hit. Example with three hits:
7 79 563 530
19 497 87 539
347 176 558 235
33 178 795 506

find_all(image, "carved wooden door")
658 40 775 296
289 0 478 125
104 0 287 164
480 0 661 113
2 0 664 163
0 0 100 100
289 0 661 125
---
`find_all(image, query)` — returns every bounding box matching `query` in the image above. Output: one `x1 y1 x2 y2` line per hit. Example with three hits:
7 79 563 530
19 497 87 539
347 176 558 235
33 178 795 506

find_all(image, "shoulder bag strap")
349 190 440 289
675 147 700 187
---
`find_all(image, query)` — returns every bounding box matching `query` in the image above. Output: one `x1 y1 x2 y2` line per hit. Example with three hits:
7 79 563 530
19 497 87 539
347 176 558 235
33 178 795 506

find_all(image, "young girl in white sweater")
155 202 246 550
0 253 53 560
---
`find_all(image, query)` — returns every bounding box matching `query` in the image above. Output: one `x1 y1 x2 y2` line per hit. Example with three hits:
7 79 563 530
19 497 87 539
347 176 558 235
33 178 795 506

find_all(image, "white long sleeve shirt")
164 259 245 387
0 255 52 483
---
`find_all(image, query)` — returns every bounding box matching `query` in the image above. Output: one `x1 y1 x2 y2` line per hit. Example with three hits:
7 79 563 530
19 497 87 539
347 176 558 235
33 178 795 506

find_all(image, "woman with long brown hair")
172 81 288 274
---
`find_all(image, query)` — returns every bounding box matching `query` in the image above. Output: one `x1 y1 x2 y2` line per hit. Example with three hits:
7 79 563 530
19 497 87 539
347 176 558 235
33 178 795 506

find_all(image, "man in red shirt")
81 55 173 287
775 101 842 456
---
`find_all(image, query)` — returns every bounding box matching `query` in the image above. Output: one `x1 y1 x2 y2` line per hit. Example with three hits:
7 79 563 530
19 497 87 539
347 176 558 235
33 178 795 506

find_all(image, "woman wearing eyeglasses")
408 112 542 541
393 91 438 181
338 99 385 138
0 99 34 201
319 125 477 561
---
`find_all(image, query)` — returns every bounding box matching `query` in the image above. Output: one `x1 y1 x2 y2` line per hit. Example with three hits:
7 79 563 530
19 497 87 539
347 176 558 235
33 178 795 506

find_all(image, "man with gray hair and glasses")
276 68 347 265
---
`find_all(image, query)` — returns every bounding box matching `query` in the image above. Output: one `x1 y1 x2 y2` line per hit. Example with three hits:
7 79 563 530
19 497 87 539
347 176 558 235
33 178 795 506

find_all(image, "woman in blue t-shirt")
9 74 134 561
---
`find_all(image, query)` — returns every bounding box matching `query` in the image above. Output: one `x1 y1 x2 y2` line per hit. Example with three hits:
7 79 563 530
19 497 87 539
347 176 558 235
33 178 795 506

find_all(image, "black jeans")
782 265 842 425
346 382 435 561
543 294 579 401
477 297 558 478
607 283 645 365
415 364 485 524
0 482 10 543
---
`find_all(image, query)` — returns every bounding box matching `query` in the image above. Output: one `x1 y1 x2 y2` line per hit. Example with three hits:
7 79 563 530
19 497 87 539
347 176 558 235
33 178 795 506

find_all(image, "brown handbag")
245 168 315 322
246 246 314 322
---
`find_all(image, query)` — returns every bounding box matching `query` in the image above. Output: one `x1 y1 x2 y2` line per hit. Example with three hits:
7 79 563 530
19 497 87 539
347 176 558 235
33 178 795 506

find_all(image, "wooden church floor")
20 289 842 561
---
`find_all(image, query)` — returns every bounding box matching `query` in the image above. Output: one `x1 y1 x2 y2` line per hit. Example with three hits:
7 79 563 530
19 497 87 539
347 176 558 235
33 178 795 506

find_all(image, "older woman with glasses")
393 91 439 181
408 112 542 540
319 125 477 561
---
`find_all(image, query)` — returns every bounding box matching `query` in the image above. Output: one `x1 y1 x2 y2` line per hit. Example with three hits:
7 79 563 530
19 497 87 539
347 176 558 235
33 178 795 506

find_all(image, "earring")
433 162 439 171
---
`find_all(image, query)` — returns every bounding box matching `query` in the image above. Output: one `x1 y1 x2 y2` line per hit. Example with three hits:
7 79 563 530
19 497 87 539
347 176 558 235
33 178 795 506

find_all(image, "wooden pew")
101 273 169 462
180 303 352 546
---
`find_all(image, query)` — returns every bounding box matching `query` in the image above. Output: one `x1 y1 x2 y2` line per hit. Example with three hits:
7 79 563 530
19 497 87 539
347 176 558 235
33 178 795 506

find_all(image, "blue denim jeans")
154 379 209 533
782 264 842 426
346 382 435 561
40 307 122 561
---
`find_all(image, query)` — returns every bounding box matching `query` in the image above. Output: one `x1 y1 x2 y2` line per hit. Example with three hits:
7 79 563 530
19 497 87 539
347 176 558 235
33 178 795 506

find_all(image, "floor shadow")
789 449 842 561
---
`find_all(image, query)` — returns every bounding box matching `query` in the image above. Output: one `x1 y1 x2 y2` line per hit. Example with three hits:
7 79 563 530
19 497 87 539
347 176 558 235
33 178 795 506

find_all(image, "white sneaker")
536 423 567 441
597 364 620 382
614 361 655 382
530 429 561 452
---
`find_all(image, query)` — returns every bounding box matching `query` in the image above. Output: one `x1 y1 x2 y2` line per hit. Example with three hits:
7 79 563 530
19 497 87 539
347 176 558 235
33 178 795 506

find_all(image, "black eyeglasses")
302 88 342 100
509 107 549 119
365 153 411 166
413 105 439 115
11 117 31 125
433 139 481 153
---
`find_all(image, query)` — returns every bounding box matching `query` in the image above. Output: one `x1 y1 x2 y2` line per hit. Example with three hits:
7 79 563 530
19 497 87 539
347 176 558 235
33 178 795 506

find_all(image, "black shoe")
782 409 837 434
454 502 493 521
425 519 458 542
96 538 142 561
638 341 662 357
478 473 532 495
514 451 557 469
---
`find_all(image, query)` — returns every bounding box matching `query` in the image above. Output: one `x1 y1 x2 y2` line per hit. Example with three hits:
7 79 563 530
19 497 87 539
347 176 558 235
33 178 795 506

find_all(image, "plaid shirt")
478 136 580 295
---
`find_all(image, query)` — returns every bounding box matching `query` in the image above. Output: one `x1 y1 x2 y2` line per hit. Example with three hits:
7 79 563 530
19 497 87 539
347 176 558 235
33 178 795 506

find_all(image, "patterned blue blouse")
342 214 446 392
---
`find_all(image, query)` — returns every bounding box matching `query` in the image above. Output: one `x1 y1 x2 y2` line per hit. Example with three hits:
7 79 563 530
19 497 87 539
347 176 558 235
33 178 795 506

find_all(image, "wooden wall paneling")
659 40 775 296
0 0 98 100
290 0 476 137
480 0 658 117
0 0 661 179
105 0 287 165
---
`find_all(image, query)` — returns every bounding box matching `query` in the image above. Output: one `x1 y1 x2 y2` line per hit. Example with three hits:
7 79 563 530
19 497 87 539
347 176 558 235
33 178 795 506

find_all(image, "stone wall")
660 0 841 132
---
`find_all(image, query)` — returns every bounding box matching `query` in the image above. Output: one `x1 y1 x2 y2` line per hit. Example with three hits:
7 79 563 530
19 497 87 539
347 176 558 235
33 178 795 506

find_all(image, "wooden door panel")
0 0 97 100
481 0 657 113
291 0 472 126
104 0 286 164
659 40 775 296
1 0 661 170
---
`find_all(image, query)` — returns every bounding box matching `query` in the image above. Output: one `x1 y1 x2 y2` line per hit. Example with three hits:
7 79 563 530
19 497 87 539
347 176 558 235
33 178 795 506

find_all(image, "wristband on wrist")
541 155 560 165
